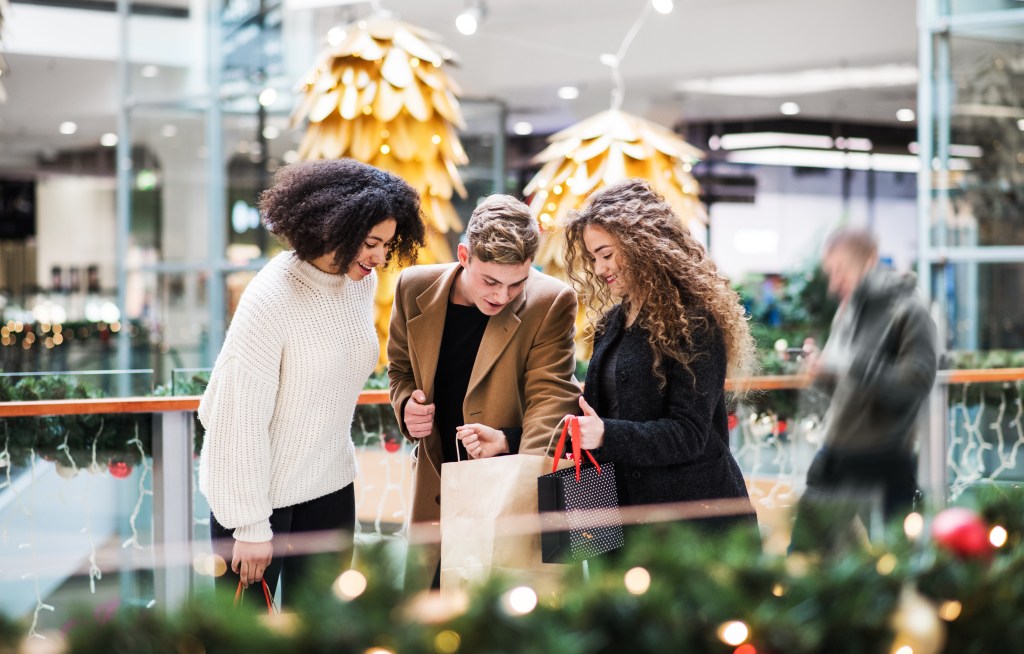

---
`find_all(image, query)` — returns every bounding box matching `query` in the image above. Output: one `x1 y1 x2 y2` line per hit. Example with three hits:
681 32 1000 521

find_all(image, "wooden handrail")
2 369 1024 418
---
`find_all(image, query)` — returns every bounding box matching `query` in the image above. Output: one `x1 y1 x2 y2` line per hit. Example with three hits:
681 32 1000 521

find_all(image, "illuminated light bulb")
904 512 924 539
503 586 537 615
989 525 1008 547
333 570 368 600
624 567 651 595
717 621 749 646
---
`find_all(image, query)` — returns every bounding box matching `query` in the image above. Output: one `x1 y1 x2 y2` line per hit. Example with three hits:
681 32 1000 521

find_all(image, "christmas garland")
0 375 151 478
0 486 1020 653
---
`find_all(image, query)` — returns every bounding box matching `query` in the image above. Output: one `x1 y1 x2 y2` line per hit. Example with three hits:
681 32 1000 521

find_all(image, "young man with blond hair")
388 195 579 588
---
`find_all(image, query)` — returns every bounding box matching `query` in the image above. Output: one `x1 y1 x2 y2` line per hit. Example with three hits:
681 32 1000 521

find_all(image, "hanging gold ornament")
526 109 706 280
292 14 469 368
524 109 706 357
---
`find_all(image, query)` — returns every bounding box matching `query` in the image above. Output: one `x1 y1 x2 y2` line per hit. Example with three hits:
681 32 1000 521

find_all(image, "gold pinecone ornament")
526 109 706 280
292 14 469 368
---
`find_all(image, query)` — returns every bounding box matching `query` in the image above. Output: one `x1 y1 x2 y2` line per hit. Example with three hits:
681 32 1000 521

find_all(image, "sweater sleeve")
595 324 725 467
198 292 283 543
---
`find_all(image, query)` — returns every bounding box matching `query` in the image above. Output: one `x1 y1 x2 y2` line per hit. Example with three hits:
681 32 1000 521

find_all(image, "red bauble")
932 507 991 558
727 414 739 431
108 460 133 479
383 437 401 453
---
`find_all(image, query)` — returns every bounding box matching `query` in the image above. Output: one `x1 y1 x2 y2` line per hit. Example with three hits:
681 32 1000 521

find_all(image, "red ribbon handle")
552 416 603 480
234 579 275 614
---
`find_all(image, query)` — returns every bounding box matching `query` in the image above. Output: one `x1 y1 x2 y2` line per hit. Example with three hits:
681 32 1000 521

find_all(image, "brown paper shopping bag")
440 453 573 593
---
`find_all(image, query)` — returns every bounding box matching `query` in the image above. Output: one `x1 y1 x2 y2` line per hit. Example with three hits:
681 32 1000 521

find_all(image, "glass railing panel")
0 410 156 627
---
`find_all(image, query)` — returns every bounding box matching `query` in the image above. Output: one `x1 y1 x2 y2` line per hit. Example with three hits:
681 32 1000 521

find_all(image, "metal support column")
152 411 194 609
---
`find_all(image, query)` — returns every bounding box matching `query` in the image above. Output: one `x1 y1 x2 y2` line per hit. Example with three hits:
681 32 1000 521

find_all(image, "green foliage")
23 490 1024 654
0 375 150 471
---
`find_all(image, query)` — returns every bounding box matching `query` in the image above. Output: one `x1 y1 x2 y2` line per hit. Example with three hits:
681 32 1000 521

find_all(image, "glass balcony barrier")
1 366 1021 636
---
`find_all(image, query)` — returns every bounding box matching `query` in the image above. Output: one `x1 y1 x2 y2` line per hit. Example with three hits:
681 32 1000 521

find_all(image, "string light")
334 570 368 600
624 567 651 595
717 621 749 646
989 525 1008 547
503 586 538 615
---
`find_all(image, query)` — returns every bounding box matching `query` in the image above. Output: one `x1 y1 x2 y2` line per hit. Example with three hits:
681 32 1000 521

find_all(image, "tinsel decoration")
526 109 706 280
291 14 469 367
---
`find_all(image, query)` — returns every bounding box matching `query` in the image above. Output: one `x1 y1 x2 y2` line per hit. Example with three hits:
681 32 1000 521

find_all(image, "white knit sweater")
198 251 378 542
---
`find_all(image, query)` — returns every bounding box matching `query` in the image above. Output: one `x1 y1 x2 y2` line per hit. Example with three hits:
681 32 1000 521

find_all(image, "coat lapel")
465 285 526 400
405 265 461 401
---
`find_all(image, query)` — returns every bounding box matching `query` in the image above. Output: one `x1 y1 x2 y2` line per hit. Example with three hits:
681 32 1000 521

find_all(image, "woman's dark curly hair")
259 159 425 270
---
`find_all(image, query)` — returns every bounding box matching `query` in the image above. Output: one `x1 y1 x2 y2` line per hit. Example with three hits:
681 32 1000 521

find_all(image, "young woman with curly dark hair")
563 178 759 539
199 159 425 607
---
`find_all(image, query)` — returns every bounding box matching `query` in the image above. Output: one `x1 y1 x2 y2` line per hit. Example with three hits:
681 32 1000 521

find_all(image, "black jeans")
790 447 917 553
210 483 355 609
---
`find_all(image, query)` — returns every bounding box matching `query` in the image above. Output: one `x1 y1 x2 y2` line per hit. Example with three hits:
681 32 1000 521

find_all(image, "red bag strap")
567 416 602 480
234 579 275 614
551 417 570 473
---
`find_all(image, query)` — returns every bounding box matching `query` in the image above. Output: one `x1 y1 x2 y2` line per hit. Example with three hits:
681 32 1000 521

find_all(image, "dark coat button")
618 370 628 381
631 470 642 480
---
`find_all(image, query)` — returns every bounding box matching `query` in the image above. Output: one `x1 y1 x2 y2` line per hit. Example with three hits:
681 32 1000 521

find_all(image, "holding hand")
577 397 605 450
404 389 435 439
232 539 273 588
457 424 509 459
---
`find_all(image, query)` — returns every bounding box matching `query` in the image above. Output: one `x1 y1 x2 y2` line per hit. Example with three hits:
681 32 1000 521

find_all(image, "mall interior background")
2 0 1024 630
4 0 1021 380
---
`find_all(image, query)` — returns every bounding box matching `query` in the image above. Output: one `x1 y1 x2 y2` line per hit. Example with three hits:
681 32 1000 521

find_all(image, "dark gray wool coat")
584 304 757 533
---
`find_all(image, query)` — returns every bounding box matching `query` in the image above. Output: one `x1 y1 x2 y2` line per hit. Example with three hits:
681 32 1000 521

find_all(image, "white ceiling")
0 0 923 171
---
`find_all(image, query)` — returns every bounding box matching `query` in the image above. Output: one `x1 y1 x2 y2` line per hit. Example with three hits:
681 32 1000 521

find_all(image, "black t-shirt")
433 301 490 464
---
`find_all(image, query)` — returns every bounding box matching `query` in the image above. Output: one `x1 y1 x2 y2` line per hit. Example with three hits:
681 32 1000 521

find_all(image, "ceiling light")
456 2 484 36
512 121 534 136
558 86 580 100
779 102 800 116
258 88 278 107
327 27 347 46
141 65 159 78
600 53 620 67
676 63 919 97
652 0 674 14
896 108 916 122
719 132 833 150
725 147 970 173
100 133 118 147
1018 118 1024 131
283 150 300 164
161 124 178 138
262 125 281 140
59 122 78 135
834 137 873 151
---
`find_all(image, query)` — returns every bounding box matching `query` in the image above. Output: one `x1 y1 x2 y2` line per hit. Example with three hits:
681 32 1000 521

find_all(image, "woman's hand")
232 539 273 587
577 397 605 450
456 424 509 459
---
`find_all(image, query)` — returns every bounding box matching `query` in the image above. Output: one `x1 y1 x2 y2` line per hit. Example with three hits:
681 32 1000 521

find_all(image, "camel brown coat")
387 263 580 586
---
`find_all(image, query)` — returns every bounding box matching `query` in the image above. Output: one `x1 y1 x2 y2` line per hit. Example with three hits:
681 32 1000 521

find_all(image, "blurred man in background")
791 227 937 552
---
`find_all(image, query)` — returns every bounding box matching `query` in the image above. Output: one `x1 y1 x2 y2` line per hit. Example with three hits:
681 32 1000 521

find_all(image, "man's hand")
232 539 273 588
404 389 435 439
456 424 509 459
577 397 605 450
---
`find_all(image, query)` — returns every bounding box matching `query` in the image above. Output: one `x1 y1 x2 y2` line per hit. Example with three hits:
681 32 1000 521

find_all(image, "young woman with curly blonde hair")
563 178 758 537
